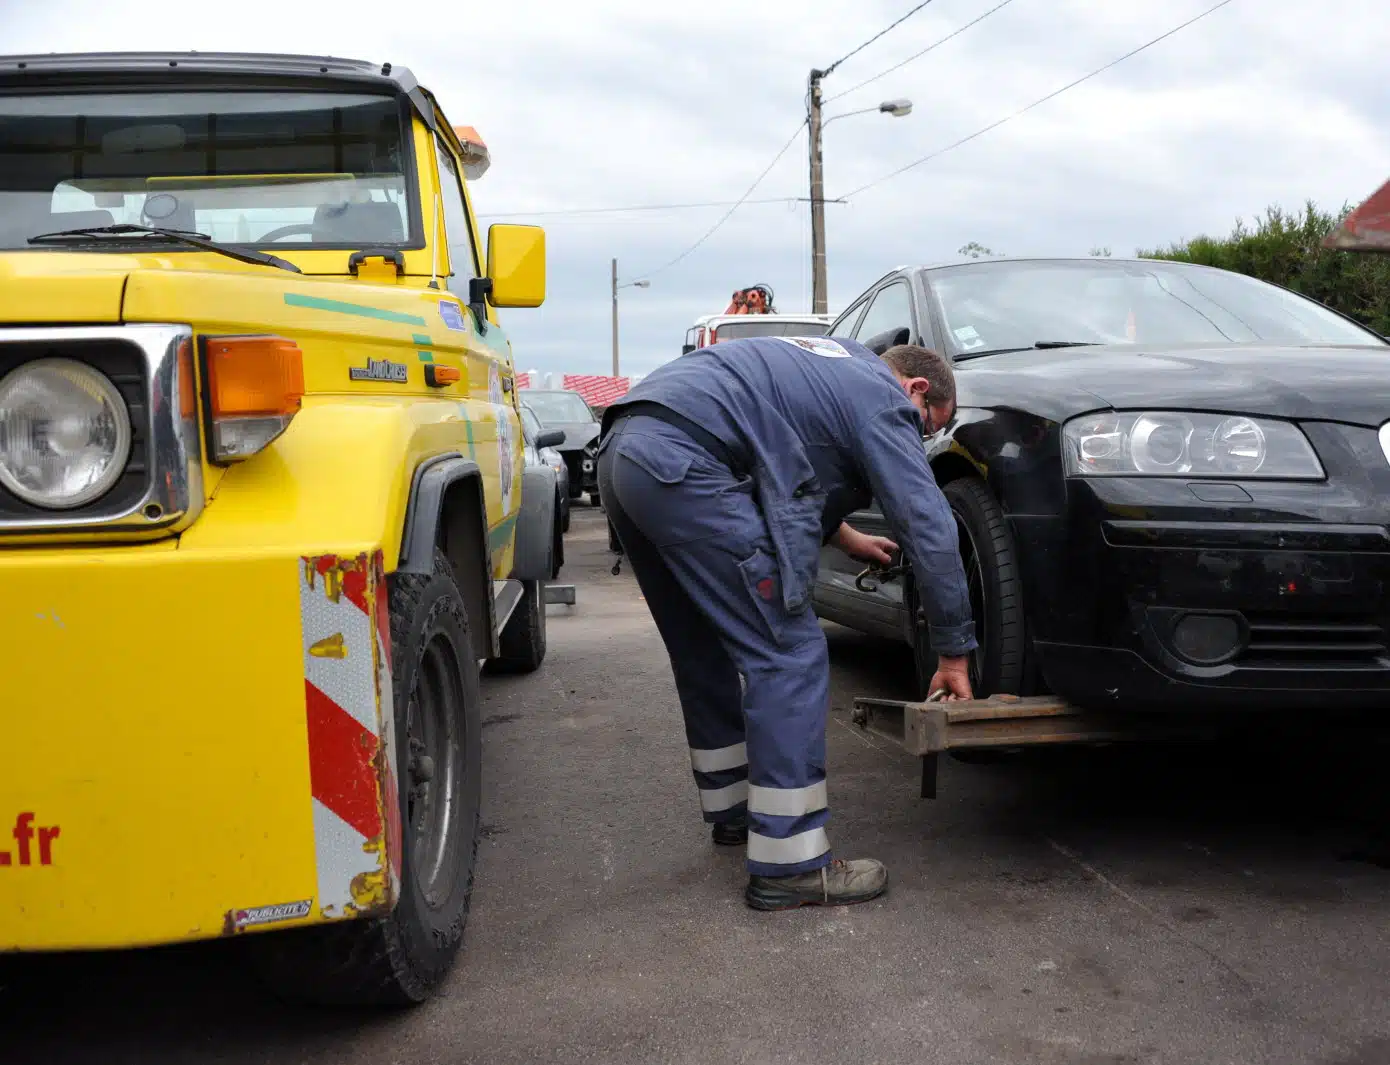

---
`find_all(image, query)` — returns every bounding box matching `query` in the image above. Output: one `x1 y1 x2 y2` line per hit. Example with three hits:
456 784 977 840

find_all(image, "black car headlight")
1063 411 1324 479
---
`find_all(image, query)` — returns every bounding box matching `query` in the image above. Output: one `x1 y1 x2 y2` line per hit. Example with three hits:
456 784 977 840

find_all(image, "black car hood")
959 343 1390 427
541 422 601 451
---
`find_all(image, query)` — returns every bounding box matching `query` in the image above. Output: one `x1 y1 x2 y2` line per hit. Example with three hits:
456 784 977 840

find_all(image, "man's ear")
910 377 931 399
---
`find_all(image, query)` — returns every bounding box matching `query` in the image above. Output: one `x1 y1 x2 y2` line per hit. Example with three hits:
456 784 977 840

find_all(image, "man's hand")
927 655 973 702
833 523 898 566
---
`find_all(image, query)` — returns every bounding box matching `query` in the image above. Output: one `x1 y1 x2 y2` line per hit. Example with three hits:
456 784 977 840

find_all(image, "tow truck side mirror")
486 223 546 308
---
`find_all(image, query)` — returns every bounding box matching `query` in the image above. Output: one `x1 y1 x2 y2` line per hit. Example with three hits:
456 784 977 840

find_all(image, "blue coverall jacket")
601 334 977 657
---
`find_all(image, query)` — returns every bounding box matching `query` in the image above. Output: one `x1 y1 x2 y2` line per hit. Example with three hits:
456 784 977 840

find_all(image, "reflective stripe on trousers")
600 416 835 877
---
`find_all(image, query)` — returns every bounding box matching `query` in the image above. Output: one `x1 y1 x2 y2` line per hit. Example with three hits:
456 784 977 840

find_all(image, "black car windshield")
0 90 414 250
715 319 829 339
927 259 1382 356
523 391 593 424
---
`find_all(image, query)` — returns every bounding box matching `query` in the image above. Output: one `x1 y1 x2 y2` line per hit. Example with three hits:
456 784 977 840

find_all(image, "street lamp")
806 76 913 314
611 258 650 377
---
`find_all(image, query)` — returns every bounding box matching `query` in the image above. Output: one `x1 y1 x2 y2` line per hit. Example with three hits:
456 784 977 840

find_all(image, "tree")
1139 200 1390 337
958 241 1001 259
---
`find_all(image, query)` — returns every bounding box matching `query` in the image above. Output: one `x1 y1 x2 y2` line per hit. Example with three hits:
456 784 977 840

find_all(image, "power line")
625 119 807 282
824 1 939 77
825 0 1020 104
475 197 801 220
843 0 1238 200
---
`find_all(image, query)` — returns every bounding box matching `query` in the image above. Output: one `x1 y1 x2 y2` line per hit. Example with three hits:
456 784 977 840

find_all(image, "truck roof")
0 51 493 178
0 51 413 88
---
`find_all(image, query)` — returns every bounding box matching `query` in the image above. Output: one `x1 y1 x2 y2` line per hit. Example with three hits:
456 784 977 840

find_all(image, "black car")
813 256 1390 712
521 389 601 504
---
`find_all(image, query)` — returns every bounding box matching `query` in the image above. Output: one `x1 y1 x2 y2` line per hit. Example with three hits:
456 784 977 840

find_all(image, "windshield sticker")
349 358 408 383
952 325 986 351
773 336 851 358
439 301 467 332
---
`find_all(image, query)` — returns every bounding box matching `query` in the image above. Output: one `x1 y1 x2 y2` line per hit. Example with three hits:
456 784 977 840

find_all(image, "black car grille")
1238 613 1389 668
0 339 150 522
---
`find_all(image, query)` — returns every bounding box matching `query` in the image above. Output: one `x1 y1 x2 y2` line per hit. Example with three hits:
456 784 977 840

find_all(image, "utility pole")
610 257 620 377
807 68 828 315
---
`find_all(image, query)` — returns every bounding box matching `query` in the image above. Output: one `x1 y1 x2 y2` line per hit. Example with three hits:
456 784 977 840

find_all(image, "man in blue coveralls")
597 337 976 911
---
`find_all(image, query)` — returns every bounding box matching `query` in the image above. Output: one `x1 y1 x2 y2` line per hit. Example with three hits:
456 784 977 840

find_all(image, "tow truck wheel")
249 549 482 1006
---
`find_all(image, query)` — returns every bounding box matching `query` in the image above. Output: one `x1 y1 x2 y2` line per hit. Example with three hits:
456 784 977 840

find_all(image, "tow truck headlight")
1063 411 1324 479
0 357 133 508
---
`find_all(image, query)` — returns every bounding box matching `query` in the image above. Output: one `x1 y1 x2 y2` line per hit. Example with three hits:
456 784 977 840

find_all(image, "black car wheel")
588 491 602 508
487 578 547 674
250 550 482 1006
910 478 1027 700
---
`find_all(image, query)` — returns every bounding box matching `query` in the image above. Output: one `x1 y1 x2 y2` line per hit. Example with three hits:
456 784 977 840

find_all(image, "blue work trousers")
598 414 833 877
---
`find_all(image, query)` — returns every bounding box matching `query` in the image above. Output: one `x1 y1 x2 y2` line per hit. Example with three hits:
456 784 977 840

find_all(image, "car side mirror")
863 326 911 356
534 428 566 450
681 343 696 355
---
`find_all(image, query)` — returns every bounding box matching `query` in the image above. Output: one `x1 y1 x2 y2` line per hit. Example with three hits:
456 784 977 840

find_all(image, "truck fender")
398 453 498 659
510 464 558 582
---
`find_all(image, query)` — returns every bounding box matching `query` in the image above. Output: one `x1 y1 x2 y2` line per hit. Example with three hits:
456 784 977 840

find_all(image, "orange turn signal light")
425 364 462 387
206 335 305 417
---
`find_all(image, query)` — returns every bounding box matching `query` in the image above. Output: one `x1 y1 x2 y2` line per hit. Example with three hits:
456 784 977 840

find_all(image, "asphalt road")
4 505 1389 1065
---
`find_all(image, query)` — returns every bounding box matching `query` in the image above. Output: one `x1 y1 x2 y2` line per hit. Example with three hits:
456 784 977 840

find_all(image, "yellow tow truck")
0 51 559 1005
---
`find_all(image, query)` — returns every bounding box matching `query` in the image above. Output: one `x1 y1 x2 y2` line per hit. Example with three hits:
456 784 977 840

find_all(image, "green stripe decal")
412 333 434 347
417 351 434 363
488 515 518 554
284 292 427 326
463 419 476 461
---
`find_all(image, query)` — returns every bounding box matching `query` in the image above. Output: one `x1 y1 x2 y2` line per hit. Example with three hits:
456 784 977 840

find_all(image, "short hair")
880 344 956 405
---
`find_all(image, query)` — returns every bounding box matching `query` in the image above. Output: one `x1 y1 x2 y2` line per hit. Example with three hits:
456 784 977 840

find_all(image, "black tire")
560 495 571 534
588 491 602 508
910 478 1027 700
552 511 565 578
250 549 482 1006
487 579 546 674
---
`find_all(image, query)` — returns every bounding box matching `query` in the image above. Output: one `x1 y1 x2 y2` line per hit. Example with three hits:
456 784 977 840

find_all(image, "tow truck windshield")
0 90 416 251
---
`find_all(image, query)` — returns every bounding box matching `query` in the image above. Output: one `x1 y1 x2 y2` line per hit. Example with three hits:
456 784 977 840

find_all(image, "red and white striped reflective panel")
299 552 401 920
562 374 630 409
515 372 533 390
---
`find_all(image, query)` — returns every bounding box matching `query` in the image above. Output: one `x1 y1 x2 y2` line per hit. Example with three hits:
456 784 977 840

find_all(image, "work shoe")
745 858 888 911
711 817 748 846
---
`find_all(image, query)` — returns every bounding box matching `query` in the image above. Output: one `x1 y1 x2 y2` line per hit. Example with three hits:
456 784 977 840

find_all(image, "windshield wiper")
27 224 301 274
957 340 1102 360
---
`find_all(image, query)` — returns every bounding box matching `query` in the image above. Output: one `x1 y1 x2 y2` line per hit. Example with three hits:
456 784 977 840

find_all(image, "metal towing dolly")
848 563 1217 798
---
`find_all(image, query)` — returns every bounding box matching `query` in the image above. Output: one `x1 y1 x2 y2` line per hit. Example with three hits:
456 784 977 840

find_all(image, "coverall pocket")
737 548 791 649
618 441 694 484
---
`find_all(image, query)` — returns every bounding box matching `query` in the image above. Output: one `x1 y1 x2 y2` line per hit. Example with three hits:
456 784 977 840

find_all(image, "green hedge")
1138 201 1390 337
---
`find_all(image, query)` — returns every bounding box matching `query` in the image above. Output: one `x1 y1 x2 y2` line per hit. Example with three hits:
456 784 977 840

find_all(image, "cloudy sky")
3 0 1388 377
